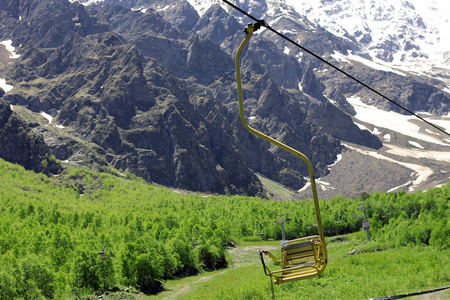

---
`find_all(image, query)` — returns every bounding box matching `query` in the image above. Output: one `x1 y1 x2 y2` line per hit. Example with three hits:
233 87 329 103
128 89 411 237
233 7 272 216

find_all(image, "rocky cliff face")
0 101 61 174
0 0 386 196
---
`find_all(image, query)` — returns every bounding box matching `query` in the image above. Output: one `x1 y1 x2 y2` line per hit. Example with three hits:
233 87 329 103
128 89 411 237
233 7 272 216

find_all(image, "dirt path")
152 245 277 299
163 273 226 300
228 245 278 263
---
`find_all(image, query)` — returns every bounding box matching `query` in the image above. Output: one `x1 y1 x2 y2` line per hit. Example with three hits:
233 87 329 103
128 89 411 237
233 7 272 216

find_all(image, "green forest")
0 158 449 299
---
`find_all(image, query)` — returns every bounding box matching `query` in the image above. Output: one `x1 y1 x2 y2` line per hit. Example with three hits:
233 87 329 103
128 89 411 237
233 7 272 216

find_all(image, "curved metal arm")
235 24 325 243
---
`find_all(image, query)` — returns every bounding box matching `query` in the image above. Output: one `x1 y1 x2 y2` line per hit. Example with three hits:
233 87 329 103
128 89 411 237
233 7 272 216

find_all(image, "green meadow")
0 158 448 299
151 239 450 300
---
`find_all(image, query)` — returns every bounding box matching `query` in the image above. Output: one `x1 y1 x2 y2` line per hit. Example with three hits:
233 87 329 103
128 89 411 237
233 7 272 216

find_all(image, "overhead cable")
365 285 450 300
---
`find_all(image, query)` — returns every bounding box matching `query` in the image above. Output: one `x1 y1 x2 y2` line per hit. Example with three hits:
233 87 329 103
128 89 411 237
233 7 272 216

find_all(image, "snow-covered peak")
283 0 450 79
286 0 439 61
186 0 219 16
409 0 450 49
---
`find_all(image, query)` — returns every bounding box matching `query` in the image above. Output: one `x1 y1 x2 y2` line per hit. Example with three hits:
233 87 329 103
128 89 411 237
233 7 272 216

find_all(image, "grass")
257 174 302 201
12 104 51 125
146 234 450 300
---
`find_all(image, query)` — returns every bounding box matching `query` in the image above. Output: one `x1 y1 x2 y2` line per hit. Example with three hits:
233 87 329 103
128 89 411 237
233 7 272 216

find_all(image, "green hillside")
0 158 449 299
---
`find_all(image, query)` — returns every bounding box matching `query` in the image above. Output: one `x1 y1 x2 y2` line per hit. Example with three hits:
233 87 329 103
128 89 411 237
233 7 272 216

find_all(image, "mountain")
286 0 450 84
1 0 449 199
0 0 347 196
156 0 450 197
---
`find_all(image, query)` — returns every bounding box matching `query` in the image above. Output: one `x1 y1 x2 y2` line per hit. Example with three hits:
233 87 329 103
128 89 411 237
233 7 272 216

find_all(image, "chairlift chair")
235 23 328 284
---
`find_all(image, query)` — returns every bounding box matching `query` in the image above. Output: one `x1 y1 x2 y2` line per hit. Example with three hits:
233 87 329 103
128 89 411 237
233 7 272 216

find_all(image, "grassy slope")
257 174 303 201
0 159 449 299
149 236 450 300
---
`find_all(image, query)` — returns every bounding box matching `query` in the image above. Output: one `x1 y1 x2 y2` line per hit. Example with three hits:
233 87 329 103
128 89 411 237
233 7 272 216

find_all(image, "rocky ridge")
0 101 61 174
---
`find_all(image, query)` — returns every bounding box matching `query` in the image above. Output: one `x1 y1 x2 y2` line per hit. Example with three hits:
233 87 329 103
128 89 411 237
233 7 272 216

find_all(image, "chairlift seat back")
261 235 327 285
282 239 316 267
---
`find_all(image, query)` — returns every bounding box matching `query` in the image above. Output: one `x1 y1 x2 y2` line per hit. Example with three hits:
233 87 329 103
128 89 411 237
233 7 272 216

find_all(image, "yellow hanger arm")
235 24 325 243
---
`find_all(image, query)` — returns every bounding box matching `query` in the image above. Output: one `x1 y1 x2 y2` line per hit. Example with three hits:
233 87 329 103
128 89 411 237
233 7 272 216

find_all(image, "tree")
72 249 99 290
430 220 450 250
19 254 55 299
120 243 138 287
135 253 162 294
0 270 18 300
96 254 115 291
119 242 163 294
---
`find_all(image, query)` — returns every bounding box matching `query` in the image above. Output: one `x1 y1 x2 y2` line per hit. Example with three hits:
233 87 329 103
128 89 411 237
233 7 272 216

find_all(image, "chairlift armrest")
262 250 281 262
268 264 316 275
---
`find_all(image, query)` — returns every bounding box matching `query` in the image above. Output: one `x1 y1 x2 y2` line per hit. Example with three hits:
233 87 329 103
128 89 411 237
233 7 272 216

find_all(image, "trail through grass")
148 236 450 300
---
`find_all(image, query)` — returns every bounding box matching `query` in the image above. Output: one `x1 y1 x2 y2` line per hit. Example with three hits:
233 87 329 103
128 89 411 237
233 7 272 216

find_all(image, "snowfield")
338 96 450 193
346 97 450 146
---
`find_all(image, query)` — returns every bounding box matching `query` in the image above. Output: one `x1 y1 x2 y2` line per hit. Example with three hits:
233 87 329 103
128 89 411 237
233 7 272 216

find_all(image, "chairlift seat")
261 235 327 285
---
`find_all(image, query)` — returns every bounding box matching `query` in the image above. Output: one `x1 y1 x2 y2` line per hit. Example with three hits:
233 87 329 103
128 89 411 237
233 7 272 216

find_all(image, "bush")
430 220 450 250
19 254 55 299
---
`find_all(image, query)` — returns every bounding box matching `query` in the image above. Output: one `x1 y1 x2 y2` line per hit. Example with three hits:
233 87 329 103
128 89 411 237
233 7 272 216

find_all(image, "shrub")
430 220 450 250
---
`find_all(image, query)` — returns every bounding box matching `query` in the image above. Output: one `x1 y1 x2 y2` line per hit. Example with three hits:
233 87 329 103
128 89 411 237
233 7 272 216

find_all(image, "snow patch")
383 133 391 142
344 143 433 192
385 144 450 162
40 111 53 124
443 86 450 94
332 51 407 76
72 0 105 6
280 29 298 35
0 40 20 59
186 0 216 16
317 180 336 191
425 128 440 135
328 154 342 169
387 181 412 193
40 111 65 128
0 78 13 92
372 127 380 135
353 122 380 136
408 141 424 149
297 178 311 193
324 94 335 104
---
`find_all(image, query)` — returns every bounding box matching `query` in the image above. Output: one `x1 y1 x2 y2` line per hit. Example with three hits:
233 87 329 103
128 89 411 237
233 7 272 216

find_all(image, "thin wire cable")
221 0 450 138
365 285 450 300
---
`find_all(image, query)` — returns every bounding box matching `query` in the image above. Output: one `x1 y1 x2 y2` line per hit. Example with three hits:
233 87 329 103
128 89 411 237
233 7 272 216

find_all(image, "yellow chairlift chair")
235 23 327 285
